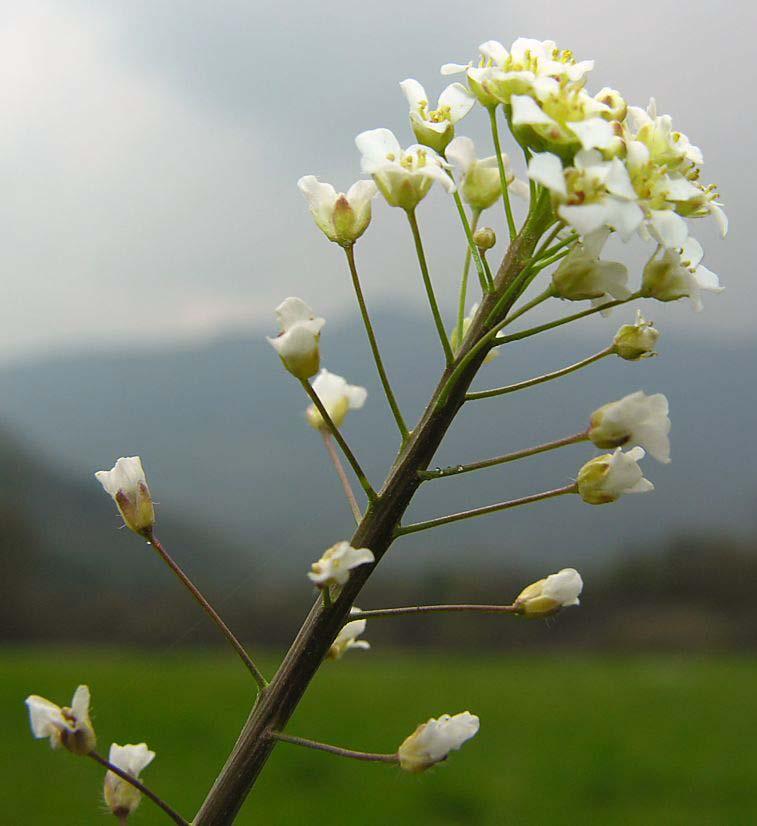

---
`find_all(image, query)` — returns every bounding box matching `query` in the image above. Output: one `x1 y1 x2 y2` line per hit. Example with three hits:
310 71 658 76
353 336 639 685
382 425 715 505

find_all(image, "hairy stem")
269 731 399 764
146 532 267 690
89 751 189 825
467 347 615 400
395 484 577 536
418 432 589 479
344 245 409 441
488 106 517 240
322 432 362 524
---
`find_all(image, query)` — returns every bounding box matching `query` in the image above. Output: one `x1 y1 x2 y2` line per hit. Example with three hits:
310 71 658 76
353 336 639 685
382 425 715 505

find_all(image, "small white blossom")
297 175 377 246
398 711 480 773
613 310 660 360
588 391 671 463
95 457 155 535
25 685 96 755
267 297 325 380
327 608 370 660
306 369 367 429
641 239 723 311
308 541 375 589
577 446 654 505
552 228 629 302
513 568 583 618
400 78 475 154
445 136 528 210
104 743 156 818
356 128 455 211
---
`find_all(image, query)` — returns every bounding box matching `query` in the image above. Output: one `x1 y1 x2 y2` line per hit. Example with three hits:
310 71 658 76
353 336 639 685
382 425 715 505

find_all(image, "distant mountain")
1 309 755 586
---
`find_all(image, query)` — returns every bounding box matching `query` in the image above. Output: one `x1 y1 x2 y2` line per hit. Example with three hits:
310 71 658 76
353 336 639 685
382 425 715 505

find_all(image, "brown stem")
322 432 362 524
146 532 267 690
89 751 189 825
348 604 518 621
192 188 552 826
269 731 399 764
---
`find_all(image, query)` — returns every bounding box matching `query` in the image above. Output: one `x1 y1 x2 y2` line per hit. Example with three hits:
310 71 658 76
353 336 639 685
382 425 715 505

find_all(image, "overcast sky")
2 0 754 365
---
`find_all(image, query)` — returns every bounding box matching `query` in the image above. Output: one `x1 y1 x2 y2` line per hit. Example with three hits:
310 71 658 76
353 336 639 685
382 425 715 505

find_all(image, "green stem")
301 379 376 501
269 732 398 764
452 190 489 293
501 286 555 328
418 431 588 480
467 347 615 401
456 208 482 343
406 208 454 366
396 484 577 536
321 431 362 524
488 106 517 241
348 603 518 622
344 245 409 441
146 532 267 691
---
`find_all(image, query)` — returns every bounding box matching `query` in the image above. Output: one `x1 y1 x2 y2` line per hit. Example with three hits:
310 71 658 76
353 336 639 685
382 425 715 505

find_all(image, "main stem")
146 532 267 691
192 198 551 826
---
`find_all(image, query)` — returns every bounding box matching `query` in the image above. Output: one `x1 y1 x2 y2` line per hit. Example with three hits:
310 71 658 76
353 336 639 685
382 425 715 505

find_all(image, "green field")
5 649 757 824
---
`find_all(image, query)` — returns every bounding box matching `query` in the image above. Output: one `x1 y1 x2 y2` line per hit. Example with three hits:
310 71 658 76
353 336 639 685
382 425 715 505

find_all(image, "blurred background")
2 1 756 823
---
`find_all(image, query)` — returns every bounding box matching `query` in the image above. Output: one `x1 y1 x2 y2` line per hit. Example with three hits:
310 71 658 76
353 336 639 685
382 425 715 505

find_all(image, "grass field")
5 649 757 825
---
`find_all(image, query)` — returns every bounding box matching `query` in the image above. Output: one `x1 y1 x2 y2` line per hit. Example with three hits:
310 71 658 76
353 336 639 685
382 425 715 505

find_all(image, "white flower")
297 175 377 246
308 541 375 589
398 711 480 773
356 128 455 211
577 446 654 505
613 310 660 360
529 150 643 240
95 457 155 535
25 685 96 755
641 239 723 311
267 297 325 379
450 303 498 364
400 78 475 154
327 608 370 660
104 742 156 818
552 228 629 302
306 369 367 429
627 98 703 169
513 568 583 618
445 136 528 210
588 391 671 463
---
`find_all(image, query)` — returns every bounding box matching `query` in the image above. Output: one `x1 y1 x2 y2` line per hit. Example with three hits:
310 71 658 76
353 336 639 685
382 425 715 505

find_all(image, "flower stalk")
321 432 362 524
268 731 399 764
487 106 517 240
456 207 481 341
348 604 518 622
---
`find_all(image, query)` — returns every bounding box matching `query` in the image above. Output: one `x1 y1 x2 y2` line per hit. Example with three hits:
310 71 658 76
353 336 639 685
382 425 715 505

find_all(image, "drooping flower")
103 743 156 818
267 297 325 379
512 568 583 618
95 457 155 535
577 447 654 505
445 135 528 211
327 608 370 660
25 685 96 755
588 391 671 463
399 79 475 154
551 228 629 302
641 239 723 312
398 711 480 773
528 150 643 240
308 541 375 589
356 128 455 211
306 369 367 429
613 310 660 360
297 176 377 246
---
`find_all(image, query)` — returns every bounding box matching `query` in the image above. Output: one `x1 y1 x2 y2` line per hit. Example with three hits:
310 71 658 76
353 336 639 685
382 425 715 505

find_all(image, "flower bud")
641 240 723 311
104 743 155 819
25 685 96 756
308 541 375 589
594 87 627 121
473 227 496 250
267 297 325 380
613 310 659 360
398 711 479 773
552 230 629 302
577 447 654 504
306 369 367 429
513 568 583 618
327 608 370 660
445 136 527 211
95 457 155 535
297 176 377 246
588 391 671 463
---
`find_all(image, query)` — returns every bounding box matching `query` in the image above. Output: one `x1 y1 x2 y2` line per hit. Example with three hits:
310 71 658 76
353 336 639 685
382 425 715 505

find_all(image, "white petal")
345 179 378 209
440 62 470 75
400 78 427 113
605 160 637 201
438 82 476 123
346 384 368 410
479 40 508 65
567 118 616 150
649 210 689 249
528 152 567 198
356 129 402 173
445 136 476 174
511 94 556 127
275 296 319 331
693 265 723 293
558 202 612 236
297 175 337 211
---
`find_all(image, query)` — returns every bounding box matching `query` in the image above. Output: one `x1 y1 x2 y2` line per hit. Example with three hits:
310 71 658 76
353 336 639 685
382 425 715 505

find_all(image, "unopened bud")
473 227 496 250
95 457 155 535
267 297 325 380
512 568 583 618
613 310 659 360
104 743 156 819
